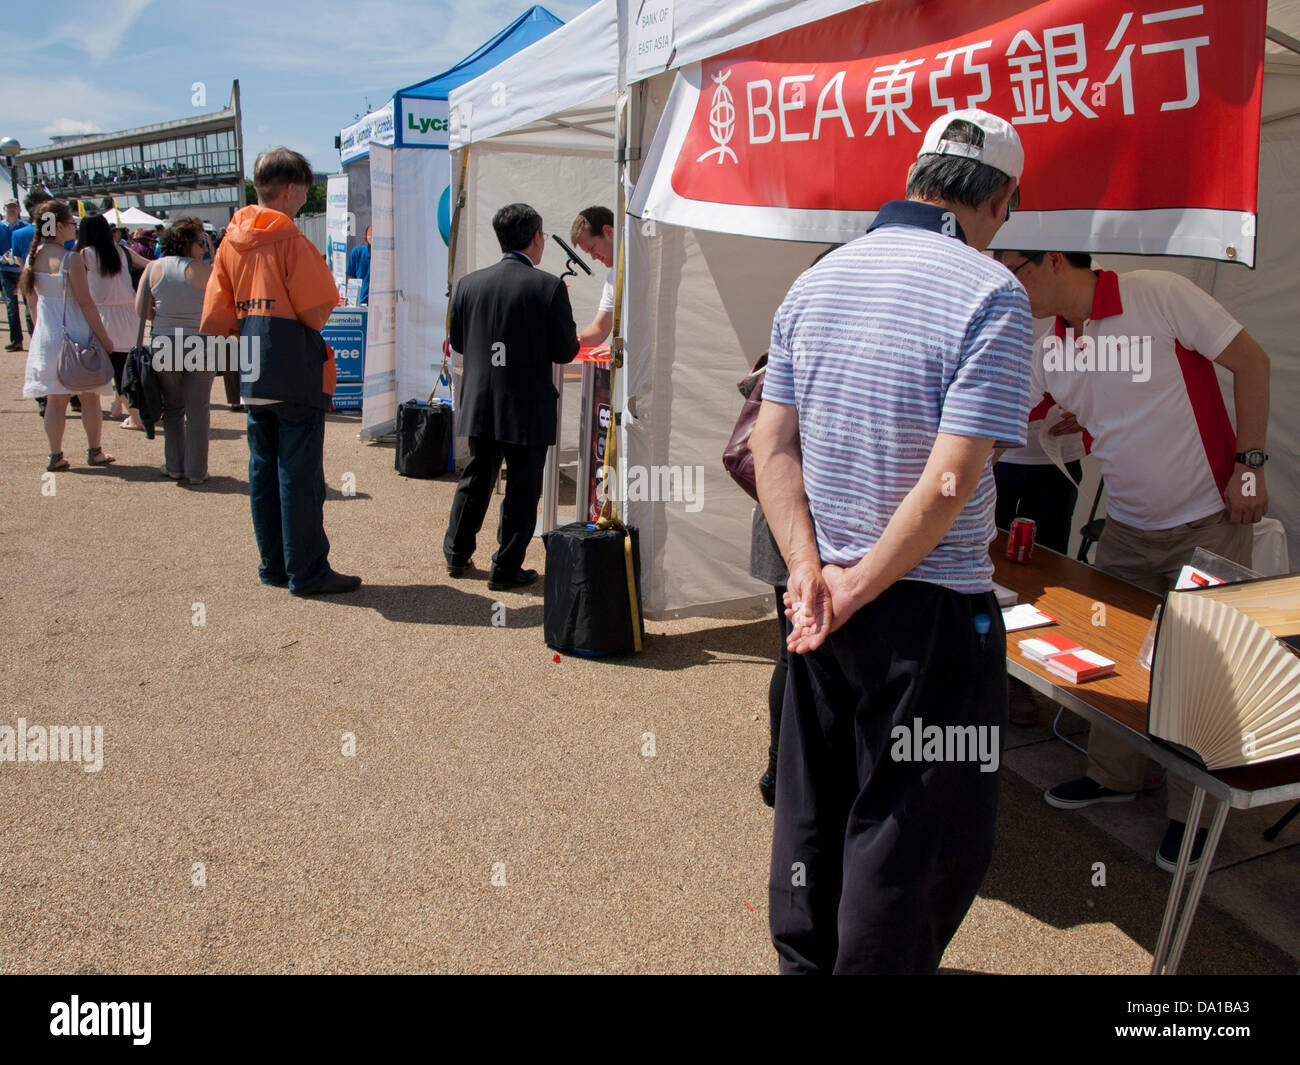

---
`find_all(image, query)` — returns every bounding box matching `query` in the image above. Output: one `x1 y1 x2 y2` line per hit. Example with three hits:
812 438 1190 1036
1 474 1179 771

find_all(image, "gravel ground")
0 354 1291 974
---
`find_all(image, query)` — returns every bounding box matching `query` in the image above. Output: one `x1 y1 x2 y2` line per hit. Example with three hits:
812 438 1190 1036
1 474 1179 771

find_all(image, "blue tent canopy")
340 5 563 162
396 5 563 101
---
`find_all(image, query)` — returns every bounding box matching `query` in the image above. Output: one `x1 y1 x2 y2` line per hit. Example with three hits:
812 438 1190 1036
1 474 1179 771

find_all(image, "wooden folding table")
990 532 1300 974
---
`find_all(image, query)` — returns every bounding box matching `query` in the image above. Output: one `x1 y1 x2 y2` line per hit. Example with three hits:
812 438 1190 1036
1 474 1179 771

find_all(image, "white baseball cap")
917 109 1024 181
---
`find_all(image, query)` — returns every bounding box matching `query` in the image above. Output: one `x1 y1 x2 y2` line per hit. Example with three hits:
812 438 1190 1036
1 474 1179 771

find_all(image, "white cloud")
39 0 156 62
43 117 103 136
0 74 151 149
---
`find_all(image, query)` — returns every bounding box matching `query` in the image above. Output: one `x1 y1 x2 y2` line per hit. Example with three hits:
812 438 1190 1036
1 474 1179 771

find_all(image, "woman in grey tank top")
136 218 214 484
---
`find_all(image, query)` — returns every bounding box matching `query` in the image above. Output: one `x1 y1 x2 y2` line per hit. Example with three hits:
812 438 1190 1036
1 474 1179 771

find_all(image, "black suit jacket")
450 253 580 447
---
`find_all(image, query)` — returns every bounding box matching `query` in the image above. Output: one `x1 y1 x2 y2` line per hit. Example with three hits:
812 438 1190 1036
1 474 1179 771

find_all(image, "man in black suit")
444 203 580 591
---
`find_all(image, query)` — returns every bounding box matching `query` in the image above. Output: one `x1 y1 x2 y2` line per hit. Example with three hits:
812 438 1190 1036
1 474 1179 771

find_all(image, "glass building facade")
19 82 244 224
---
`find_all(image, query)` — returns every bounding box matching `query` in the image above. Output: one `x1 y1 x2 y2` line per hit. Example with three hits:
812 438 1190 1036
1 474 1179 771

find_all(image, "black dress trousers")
444 435 548 576
769 579 1006 974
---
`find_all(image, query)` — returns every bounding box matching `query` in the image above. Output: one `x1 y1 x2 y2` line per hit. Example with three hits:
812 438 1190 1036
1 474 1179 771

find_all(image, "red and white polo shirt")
1030 270 1242 531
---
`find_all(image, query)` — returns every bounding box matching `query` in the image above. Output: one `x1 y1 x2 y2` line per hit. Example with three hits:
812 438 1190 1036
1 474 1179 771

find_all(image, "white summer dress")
23 253 115 398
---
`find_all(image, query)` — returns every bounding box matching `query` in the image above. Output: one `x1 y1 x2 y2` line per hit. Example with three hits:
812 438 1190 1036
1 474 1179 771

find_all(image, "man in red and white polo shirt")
997 250 1271 872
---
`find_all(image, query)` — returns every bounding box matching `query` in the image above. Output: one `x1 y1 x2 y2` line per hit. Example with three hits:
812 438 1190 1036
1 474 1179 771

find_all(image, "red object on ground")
552 653 561 662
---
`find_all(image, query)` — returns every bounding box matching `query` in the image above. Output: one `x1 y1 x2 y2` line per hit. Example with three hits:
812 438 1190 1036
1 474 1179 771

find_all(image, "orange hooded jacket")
201 204 339 406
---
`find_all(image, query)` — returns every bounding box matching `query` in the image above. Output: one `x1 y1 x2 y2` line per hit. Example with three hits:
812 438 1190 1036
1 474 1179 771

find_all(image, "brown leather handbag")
721 352 767 501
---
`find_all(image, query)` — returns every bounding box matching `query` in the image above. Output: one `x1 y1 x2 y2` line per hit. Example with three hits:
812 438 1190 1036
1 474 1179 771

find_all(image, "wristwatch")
1235 449 1269 468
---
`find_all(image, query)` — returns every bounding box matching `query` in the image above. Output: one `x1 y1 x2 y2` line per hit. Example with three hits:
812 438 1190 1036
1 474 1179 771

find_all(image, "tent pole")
1267 25 1300 56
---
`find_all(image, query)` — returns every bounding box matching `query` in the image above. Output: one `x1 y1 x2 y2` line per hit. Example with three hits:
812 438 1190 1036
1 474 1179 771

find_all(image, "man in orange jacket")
201 147 360 596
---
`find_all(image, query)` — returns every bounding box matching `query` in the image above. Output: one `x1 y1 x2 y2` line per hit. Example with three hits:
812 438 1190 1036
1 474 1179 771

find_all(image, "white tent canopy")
451 0 618 150
617 0 867 84
447 0 1300 618
447 0 621 540
99 205 164 228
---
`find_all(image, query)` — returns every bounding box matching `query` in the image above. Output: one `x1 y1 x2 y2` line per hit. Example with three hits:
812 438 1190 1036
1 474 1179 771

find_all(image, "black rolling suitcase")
542 522 645 656
394 397 452 478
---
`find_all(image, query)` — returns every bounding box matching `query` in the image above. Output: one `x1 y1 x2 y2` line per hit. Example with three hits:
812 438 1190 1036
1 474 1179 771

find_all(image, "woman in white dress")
20 199 117 470
76 213 147 427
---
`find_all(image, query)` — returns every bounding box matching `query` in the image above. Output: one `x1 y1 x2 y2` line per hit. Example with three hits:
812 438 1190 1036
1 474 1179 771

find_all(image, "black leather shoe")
260 573 289 588
446 559 473 578
290 570 362 597
759 764 777 808
487 568 538 591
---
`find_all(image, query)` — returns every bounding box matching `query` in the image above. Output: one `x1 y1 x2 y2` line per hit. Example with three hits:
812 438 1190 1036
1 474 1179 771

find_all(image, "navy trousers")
1 268 22 344
769 580 1006 974
246 402 330 592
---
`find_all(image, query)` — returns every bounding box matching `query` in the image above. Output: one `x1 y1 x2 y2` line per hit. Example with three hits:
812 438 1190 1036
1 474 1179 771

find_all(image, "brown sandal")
87 447 116 466
46 452 70 471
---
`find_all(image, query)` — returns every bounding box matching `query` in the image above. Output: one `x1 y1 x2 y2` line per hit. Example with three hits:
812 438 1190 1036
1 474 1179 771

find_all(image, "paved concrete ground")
0 353 1295 974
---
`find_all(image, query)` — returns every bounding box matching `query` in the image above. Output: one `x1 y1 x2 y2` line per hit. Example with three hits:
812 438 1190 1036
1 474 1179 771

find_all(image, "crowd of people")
3 119 1276 973
27 159 222 193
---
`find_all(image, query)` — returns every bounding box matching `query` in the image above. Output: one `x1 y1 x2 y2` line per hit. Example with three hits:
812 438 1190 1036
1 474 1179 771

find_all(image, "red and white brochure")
1175 565 1226 590
1019 633 1084 664
1046 650 1117 684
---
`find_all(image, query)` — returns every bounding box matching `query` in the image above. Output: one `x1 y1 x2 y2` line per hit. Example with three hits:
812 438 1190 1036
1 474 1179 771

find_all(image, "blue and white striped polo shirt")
765 200 1032 593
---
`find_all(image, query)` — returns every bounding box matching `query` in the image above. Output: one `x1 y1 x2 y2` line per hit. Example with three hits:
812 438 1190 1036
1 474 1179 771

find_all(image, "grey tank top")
150 256 206 335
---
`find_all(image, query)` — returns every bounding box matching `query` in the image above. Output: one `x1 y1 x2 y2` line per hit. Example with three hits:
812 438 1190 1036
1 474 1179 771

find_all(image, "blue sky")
4 0 594 175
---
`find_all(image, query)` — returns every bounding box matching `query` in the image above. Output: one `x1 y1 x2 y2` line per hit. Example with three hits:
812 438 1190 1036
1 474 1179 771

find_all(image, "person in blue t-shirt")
346 225 371 305
1 198 29 349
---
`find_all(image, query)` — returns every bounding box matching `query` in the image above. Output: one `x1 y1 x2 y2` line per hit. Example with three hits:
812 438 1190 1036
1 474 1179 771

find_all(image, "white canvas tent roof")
618 0 864 84
619 0 1300 86
449 1 1300 616
99 205 164 228
450 0 618 151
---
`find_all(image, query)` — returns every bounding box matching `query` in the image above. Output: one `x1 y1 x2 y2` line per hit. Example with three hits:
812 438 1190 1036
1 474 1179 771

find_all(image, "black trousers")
993 460 1083 555
769 580 1005 974
768 586 790 764
443 435 547 575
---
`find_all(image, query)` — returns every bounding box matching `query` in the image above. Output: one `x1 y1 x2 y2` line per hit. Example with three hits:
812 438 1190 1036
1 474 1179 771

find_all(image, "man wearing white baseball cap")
753 109 1031 973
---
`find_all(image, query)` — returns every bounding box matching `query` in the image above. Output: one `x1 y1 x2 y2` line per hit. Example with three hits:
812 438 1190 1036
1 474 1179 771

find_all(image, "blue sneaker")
1155 820 1207 872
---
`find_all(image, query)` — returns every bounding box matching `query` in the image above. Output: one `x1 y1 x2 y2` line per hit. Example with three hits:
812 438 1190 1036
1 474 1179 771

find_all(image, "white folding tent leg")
537 362 563 536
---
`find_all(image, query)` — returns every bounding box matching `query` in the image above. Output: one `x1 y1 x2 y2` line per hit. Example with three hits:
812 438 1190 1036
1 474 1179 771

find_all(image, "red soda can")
1007 517 1036 564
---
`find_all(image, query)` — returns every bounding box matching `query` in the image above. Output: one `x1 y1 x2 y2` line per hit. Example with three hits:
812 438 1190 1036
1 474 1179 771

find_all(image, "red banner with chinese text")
631 0 1264 264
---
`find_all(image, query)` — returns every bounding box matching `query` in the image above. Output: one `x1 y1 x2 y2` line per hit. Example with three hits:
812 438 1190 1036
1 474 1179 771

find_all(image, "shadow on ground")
614 620 777 672
326 581 544 628
974 772 1294 972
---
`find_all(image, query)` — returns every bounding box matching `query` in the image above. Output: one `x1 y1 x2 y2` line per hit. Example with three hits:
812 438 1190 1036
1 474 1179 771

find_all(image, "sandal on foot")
46 452 70 472
87 447 116 466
